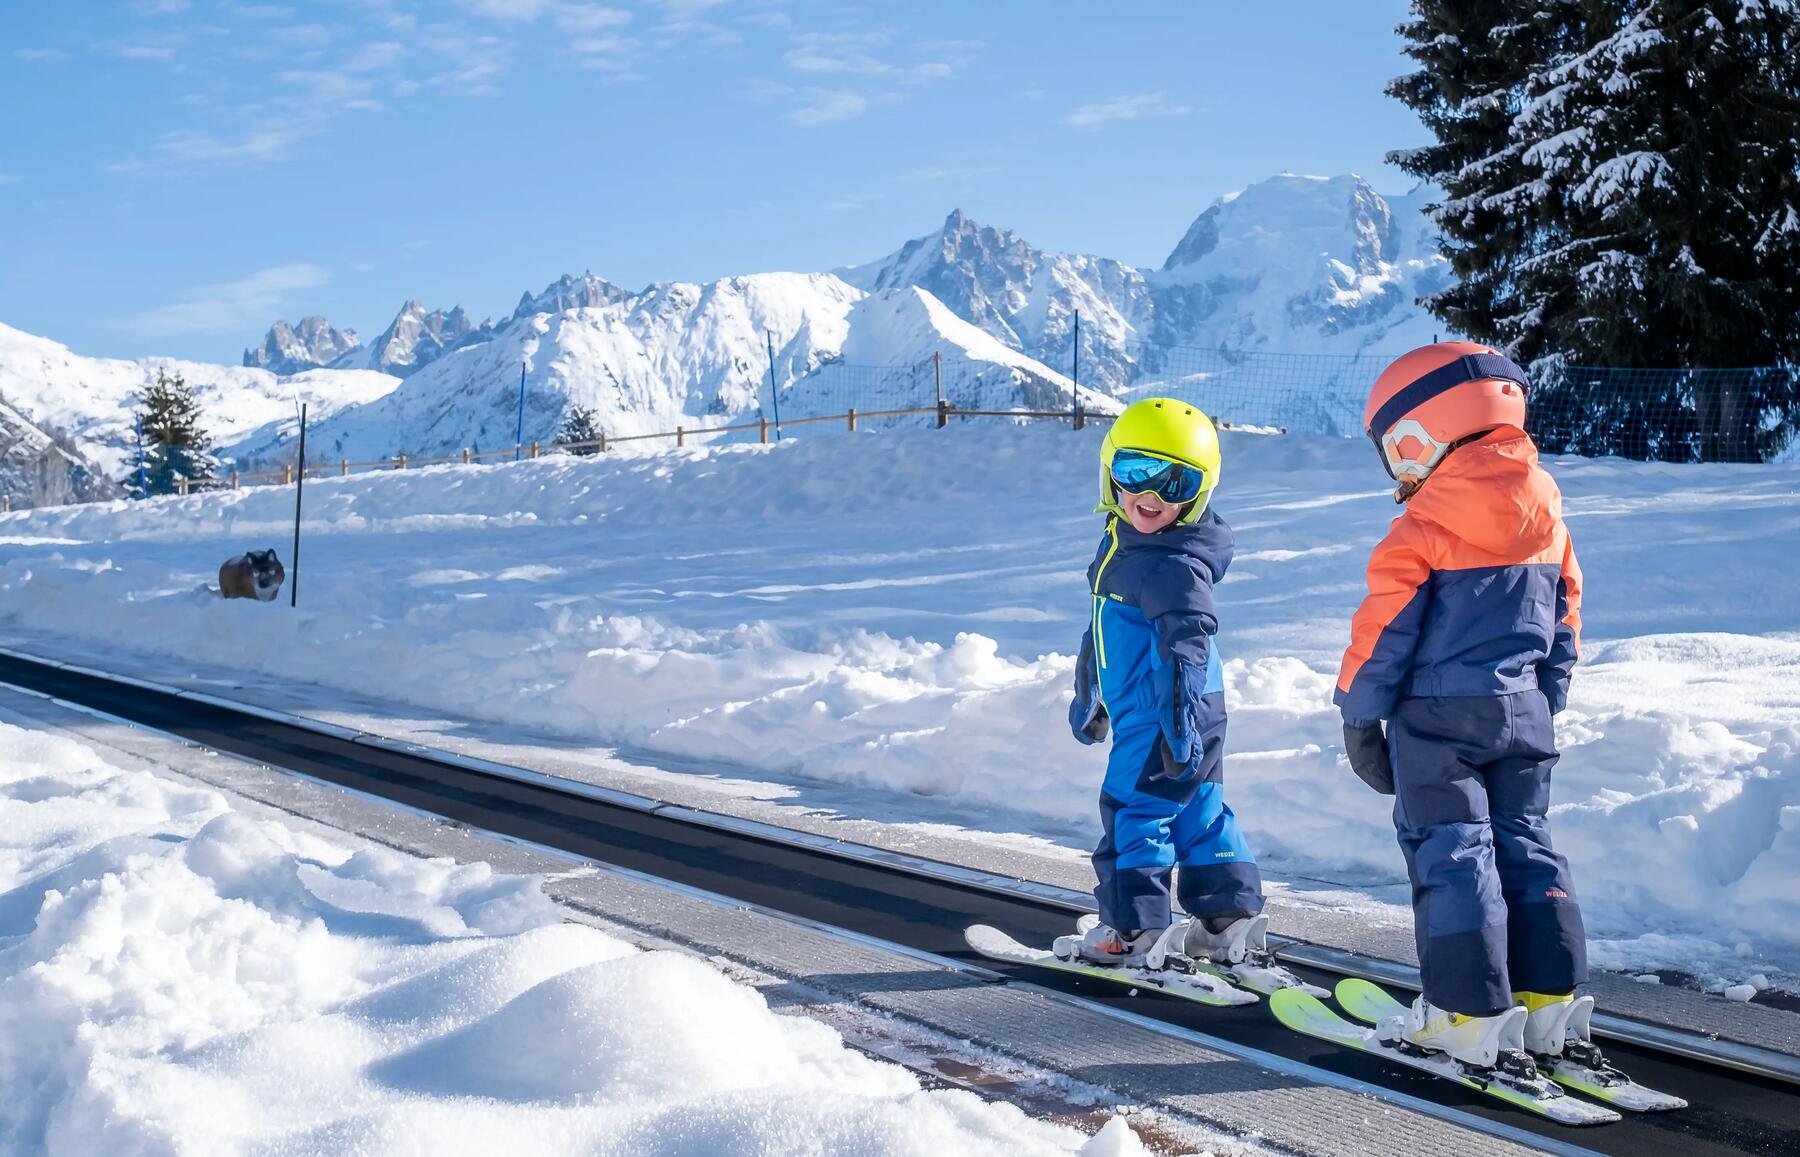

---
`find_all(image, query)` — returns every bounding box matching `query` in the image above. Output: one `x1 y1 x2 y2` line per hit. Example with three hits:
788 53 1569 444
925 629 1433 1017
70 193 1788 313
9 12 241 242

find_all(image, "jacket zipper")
1092 519 1121 673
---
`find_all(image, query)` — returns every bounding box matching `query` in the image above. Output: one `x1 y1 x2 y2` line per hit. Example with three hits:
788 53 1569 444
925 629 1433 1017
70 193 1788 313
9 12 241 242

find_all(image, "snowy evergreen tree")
1511 0 1800 460
127 371 219 497
555 404 603 456
1386 1 1585 344
1393 0 1800 460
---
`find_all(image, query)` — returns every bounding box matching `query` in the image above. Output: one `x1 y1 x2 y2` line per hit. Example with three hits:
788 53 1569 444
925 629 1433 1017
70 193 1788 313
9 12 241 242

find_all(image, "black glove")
1343 722 1395 795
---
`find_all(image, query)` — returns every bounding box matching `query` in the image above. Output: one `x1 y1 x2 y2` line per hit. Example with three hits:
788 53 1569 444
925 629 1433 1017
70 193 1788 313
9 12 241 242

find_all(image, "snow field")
0 721 1149 1156
1 423 1797 983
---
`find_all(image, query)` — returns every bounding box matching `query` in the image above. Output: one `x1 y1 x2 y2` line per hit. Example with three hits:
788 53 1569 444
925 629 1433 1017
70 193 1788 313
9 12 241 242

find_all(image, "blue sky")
0 0 1425 363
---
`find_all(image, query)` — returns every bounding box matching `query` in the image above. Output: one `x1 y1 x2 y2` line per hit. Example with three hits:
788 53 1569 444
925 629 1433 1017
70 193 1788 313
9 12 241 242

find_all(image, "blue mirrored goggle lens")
1110 449 1205 504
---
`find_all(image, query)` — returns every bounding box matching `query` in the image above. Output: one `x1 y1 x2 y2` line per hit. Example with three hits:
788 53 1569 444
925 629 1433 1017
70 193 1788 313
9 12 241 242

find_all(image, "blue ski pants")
1391 690 1587 1015
1091 695 1263 932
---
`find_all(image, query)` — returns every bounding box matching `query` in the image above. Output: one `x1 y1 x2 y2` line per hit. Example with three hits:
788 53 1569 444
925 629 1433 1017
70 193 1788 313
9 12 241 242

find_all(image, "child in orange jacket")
1337 342 1594 1074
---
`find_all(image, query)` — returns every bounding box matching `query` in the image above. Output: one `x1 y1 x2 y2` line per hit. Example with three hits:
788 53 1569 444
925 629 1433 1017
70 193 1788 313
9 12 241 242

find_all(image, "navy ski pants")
1390 690 1587 1015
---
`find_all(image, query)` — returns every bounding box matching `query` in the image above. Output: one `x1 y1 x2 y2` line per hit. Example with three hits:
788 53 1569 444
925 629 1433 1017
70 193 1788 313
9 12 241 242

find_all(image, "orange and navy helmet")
1364 341 1530 485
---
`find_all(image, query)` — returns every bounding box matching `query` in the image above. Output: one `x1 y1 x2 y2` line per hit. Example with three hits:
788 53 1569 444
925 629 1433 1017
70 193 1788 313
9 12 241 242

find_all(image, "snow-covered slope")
0 396 117 508
241 276 1094 464
3 425 1795 985
0 322 402 478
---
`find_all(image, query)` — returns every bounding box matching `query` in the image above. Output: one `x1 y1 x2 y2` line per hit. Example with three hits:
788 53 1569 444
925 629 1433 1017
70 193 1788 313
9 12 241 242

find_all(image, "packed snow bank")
0 721 1144 1156
1 425 1797 978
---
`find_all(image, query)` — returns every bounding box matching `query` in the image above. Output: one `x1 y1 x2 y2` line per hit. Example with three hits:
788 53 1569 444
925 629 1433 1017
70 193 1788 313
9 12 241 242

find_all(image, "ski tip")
1334 975 1387 1003
963 924 1010 953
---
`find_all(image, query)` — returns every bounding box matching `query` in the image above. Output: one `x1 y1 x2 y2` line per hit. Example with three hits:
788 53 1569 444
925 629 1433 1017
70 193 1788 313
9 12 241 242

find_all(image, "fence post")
463 448 472 464
676 426 685 448
2 495 9 513
397 451 407 470
339 458 348 476
599 431 608 453
759 417 768 444
283 465 293 485
230 472 239 490
936 398 949 429
933 351 943 412
848 407 857 431
530 441 540 459
1073 394 1084 431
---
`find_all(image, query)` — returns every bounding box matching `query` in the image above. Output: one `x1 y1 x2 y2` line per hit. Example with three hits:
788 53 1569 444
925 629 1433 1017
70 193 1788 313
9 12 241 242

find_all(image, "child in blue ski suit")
1063 398 1264 966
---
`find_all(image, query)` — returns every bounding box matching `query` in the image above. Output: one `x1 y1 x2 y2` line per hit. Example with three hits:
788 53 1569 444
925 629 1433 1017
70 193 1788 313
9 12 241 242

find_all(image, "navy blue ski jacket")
1070 509 1232 772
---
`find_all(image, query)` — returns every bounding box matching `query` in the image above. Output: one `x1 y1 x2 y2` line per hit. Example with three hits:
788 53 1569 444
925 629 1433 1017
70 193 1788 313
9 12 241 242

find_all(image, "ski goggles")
1109 448 1207 505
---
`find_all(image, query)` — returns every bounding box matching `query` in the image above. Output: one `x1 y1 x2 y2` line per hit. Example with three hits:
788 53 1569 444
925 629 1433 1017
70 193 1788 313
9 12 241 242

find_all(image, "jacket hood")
1406 431 1561 557
1113 507 1235 583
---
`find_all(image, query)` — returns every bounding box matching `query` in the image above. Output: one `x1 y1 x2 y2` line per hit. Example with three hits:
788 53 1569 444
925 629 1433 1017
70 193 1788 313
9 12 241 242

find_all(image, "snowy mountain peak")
342 298 494 378
243 316 361 374
1161 173 1398 279
511 272 631 321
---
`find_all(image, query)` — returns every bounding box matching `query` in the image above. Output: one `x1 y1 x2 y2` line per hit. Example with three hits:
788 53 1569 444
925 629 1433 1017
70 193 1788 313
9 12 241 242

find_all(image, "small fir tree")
555 404 603 456
127 370 219 497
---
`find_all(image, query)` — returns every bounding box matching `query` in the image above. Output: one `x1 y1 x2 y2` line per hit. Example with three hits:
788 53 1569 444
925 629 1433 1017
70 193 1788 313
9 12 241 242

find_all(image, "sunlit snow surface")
1 425 1797 984
0 722 1146 1156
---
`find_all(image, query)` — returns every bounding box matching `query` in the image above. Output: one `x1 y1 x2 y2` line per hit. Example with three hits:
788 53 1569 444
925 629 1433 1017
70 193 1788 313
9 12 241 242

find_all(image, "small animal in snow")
219 549 286 601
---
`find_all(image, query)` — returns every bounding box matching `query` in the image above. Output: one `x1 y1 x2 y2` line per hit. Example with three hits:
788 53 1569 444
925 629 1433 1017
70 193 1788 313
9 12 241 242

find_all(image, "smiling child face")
1119 487 1184 533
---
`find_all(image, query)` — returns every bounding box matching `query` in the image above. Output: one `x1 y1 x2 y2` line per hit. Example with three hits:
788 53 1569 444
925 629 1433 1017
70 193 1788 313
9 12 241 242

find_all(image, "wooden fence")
180 399 1105 495
167 399 1277 497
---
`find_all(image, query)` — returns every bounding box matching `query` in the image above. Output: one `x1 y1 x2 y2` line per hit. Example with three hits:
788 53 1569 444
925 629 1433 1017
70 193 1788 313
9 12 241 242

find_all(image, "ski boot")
1382 994 1536 1074
1183 914 1258 964
1054 923 1157 967
1516 990 1688 1111
1182 913 1329 997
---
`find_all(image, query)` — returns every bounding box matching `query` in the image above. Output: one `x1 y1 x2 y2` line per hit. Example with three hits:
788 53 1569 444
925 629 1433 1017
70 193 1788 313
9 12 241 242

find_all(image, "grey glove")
1343 722 1395 795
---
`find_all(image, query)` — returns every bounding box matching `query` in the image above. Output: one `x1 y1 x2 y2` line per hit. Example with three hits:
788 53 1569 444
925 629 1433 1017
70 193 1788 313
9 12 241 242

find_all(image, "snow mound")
0 721 1142 1155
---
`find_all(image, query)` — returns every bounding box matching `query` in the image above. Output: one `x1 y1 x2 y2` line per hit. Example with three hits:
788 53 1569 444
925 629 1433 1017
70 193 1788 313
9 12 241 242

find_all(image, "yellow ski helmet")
1098 398 1222 524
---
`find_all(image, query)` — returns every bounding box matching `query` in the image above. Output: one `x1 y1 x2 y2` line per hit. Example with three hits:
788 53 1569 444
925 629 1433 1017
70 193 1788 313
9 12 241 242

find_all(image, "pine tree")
127 370 219 497
555 404 603 456
1510 0 1800 460
1386 1 1583 344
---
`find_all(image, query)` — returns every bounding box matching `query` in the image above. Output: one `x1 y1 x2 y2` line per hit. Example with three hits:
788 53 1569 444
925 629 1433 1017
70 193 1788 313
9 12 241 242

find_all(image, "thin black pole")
1073 310 1081 422
514 362 527 461
766 330 782 439
135 413 147 498
291 403 307 608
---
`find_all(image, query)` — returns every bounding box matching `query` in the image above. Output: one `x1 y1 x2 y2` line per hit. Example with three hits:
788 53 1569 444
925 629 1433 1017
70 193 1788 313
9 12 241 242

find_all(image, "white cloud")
0 173 19 186
344 42 407 72
115 36 184 62
463 0 552 20
123 263 329 338
554 4 632 32
13 48 70 62
129 0 192 15
1062 92 1193 130
898 163 1000 184
788 88 872 127
155 122 309 164
786 32 889 76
